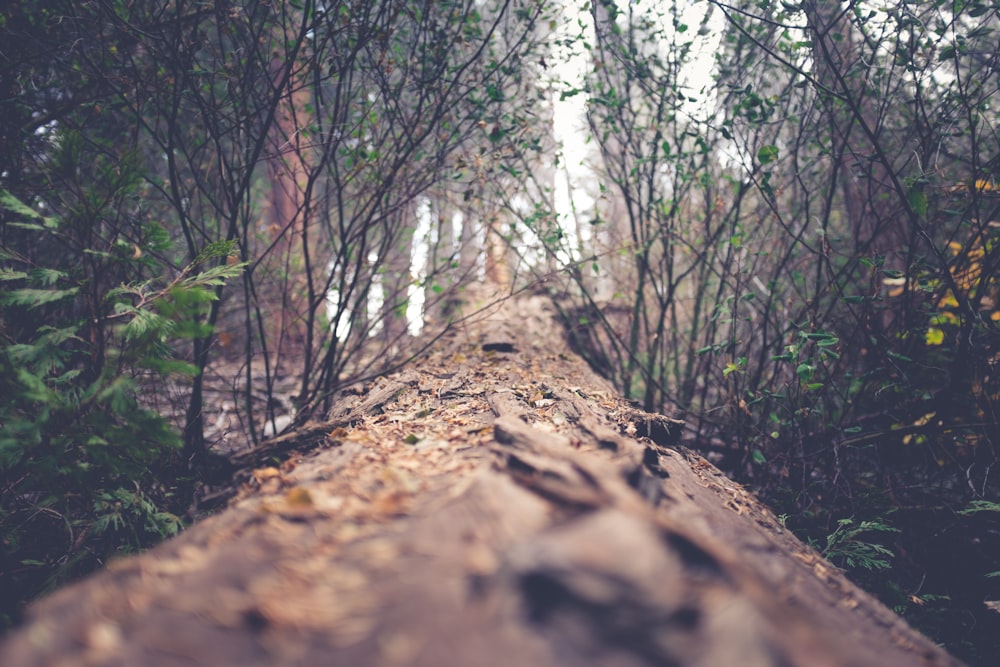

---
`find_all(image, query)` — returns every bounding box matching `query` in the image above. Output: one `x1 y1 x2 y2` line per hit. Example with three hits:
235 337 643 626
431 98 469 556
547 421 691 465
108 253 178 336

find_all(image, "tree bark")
0 296 963 667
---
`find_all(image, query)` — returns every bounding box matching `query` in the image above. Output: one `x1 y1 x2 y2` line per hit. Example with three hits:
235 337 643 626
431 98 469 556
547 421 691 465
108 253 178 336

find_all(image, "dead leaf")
286 487 313 506
253 467 281 483
373 490 410 517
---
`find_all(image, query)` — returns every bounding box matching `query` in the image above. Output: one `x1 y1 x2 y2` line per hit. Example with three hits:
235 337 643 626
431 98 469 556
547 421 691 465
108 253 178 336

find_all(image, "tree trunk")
0 296 963 667
258 17 313 371
380 197 417 349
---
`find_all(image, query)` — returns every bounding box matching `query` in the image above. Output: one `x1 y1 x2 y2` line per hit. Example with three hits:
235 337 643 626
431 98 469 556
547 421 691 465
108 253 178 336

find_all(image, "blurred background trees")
2 0 998 662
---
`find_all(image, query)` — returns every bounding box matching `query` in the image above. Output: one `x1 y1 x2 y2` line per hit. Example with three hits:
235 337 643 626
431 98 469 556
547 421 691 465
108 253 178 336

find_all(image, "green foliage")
958 500 1000 517
0 181 244 627
816 517 900 572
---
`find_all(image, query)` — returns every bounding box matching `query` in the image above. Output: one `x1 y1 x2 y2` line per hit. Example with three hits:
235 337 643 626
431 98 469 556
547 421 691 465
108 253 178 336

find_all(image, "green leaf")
124 309 174 343
29 267 68 286
15 367 55 402
723 359 744 377
968 3 991 17
0 287 79 308
0 268 28 281
958 500 1000 516
5 222 49 233
192 240 239 264
757 145 779 165
183 262 247 288
0 189 43 219
36 325 82 346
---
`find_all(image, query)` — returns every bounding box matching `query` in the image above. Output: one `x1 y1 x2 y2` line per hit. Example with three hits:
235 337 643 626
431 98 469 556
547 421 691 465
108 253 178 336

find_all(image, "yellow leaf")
937 292 959 309
285 487 313 506
253 467 281 483
925 327 945 346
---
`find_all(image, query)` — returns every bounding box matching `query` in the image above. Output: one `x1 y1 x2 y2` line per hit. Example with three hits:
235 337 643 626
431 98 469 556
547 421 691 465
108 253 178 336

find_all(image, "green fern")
820 517 900 572
957 500 1000 515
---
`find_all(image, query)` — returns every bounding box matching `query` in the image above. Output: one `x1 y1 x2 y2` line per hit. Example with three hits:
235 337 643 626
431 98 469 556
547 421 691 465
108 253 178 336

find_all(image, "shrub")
0 181 243 628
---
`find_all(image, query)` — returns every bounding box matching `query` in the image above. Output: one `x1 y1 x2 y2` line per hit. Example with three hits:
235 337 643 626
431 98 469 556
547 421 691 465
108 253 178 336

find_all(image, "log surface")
0 296 964 666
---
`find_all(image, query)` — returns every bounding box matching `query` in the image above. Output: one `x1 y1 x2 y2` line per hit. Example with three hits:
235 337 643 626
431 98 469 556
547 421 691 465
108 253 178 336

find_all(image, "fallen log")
0 296 964 666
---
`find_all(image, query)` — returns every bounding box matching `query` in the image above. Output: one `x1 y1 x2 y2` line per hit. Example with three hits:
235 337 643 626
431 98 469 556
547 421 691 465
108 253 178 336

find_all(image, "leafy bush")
0 181 244 628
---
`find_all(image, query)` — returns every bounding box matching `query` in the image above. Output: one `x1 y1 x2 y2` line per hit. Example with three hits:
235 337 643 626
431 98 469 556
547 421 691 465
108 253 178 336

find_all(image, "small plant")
817 517 900 572
957 500 1000 516
0 181 245 628
93 486 182 545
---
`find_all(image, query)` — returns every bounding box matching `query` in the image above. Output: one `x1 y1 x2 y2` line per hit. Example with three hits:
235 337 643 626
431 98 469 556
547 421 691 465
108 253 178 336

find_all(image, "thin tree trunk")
260 32 313 368
381 198 416 348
